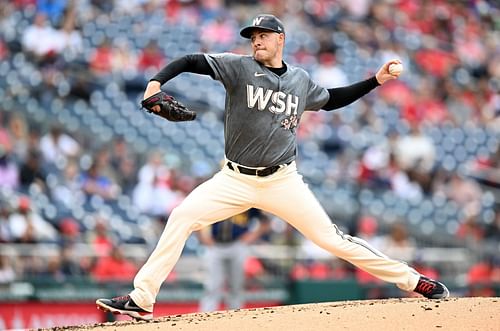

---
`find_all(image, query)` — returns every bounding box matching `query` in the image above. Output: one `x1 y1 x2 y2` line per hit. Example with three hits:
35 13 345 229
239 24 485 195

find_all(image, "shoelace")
416 280 436 294
112 295 130 302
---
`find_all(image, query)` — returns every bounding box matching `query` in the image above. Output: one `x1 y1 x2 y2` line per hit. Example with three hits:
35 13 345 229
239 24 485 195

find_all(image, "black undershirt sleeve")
150 54 215 85
323 76 380 111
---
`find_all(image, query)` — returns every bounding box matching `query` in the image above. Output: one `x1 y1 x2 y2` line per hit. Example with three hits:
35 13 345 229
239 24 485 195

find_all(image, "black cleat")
96 295 153 321
414 276 450 299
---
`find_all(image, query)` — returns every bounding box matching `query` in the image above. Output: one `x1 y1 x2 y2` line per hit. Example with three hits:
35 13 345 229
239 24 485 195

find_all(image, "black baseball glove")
141 91 196 122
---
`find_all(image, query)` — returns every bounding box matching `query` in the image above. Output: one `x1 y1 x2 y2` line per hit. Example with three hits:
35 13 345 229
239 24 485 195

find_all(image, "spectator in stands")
112 38 138 76
17 254 44 278
483 62 500 127
291 45 317 68
200 16 237 52
0 132 19 190
114 157 137 196
167 170 194 201
40 254 65 281
445 173 482 216
387 154 424 201
79 159 119 201
133 150 180 216
393 123 436 172
357 141 392 190
110 137 131 169
12 0 37 8
312 52 348 88
87 214 114 256
27 126 42 152
303 0 341 27
113 0 144 15
164 0 201 26
19 149 47 192
0 254 16 283
51 160 83 209
110 137 138 195
0 200 13 243
37 0 68 26
39 125 80 167
89 38 115 76
319 113 347 156
94 148 118 185
469 145 500 190
92 244 138 282
289 262 310 281
290 251 354 282
58 217 81 245
56 7 83 59
445 82 477 125
21 13 62 63
7 114 30 162
401 78 449 125
376 222 416 262
0 37 8 60
198 0 226 23
456 211 485 249
467 255 500 297
407 167 436 196
89 0 114 14
59 244 87 278
8 196 58 243
484 210 500 242
137 41 165 73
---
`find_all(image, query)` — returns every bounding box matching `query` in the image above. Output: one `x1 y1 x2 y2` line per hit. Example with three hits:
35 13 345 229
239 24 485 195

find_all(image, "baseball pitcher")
97 14 449 320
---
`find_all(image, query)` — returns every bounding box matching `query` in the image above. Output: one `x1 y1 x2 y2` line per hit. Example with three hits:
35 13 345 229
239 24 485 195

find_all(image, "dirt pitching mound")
43 297 499 331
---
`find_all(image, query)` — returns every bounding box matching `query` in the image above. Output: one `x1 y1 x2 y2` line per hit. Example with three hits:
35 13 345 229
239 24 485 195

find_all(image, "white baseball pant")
130 161 421 312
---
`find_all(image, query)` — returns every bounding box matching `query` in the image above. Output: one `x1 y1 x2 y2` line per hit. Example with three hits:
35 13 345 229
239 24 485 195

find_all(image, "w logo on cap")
240 14 285 39
253 16 264 26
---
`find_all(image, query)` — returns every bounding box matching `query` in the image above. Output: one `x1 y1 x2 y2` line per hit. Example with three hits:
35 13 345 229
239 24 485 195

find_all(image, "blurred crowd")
0 0 499 296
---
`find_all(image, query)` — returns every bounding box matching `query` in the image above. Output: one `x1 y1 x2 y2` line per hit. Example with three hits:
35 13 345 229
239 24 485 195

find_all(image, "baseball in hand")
389 63 403 76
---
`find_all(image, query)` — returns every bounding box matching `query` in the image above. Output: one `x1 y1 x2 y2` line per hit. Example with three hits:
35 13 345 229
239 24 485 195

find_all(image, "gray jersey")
204 53 329 167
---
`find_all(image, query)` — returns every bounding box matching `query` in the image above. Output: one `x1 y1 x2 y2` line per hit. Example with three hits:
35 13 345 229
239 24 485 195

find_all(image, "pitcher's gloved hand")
141 91 196 122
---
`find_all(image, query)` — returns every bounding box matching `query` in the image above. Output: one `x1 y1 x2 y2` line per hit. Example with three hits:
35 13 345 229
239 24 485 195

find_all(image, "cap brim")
240 26 281 39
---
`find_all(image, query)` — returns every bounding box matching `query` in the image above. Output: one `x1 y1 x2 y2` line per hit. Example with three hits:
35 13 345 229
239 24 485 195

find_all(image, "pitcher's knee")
168 206 203 232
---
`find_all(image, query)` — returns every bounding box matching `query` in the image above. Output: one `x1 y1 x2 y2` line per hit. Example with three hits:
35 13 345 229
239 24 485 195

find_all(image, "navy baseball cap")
240 14 285 39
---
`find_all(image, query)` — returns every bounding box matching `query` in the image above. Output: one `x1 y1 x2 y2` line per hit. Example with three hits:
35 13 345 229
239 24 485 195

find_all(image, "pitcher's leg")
130 171 253 311
258 171 420 291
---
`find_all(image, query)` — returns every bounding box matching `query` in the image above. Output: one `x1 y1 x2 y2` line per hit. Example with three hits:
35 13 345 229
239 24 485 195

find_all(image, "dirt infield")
43 297 499 331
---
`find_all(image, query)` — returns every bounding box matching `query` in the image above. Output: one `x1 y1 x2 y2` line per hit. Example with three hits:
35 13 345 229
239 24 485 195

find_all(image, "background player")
198 208 271 312
96 14 449 321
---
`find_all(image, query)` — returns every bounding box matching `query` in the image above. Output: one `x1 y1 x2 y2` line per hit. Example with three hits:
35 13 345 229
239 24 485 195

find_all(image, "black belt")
226 161 291 177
